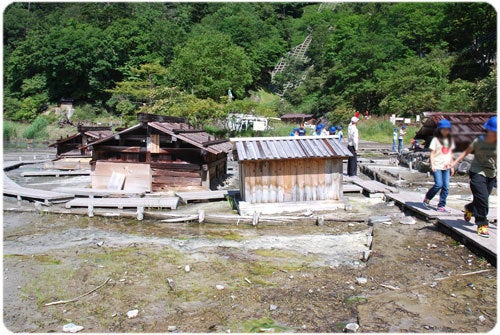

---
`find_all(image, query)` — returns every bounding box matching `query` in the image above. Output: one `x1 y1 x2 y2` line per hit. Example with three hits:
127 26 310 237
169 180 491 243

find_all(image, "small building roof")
415 112 496 151
87 122 232 155
232 136 352 161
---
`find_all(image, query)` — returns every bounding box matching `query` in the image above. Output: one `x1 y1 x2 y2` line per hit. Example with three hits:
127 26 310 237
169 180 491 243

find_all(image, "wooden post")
137 206 144 221
88 204 94 217
252 211 260 226
317 215 325 226
198 209 205 223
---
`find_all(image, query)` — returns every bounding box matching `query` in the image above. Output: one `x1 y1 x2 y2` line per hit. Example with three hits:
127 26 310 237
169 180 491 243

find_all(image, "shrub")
23 116 49 139
3 121 17 142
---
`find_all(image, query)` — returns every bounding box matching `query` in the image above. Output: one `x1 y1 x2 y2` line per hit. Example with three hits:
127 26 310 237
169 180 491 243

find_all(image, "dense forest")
3 2 497 125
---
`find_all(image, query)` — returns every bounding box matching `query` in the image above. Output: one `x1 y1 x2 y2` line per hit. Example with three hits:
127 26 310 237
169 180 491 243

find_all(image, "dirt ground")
2 146 497 333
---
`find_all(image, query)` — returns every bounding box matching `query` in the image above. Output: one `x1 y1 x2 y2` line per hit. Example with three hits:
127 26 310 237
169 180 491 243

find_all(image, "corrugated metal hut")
86 113 232 191
415 112 496 151
233 136 352 204
49 125 113 157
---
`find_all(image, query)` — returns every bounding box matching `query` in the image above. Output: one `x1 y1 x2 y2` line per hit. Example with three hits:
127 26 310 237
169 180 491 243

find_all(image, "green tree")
169 31 253 100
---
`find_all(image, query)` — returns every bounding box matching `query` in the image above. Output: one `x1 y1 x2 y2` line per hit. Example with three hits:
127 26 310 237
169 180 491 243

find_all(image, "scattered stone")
353 261 360 266
111 313 117 317
17 286 21 289
226 329 231 333
349 285 355 291
62 323 84 333
348 223 355 227
127 309 139 319
478 315 486 323
97 241 104 247
216 285 225 290
301 325 307 330
269 304 278 311
167 278 175 291
430 282 437 288
119 278 126 282
308 289 314 294
467 283 476 290
369 216 391 224
289 275 294 279
430 244 437 248
399 216 416 225
356 277 368 285
245 277 252 284
466 308 472 313
230 294 236 301
386 201 395 207
259 328 275 333
97 265 104 268
451 293 457 298
184 265 191 273
423 325 430 330
344 322 359 333
167 326 177 332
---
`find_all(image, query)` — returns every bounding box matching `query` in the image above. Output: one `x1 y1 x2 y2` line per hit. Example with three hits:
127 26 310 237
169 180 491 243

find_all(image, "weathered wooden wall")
240 158 343 203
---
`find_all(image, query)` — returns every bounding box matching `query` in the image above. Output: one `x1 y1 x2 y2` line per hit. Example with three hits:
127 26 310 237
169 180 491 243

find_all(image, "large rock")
344 323 359 333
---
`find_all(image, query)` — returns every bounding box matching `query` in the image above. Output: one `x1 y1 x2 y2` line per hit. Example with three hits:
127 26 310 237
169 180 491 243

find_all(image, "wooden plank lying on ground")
65 196 179 210
344 175 397 194
438 217 496 259
343 184 363 193
53 187 145 198
238 200 345 216
386 191 462 220
175 190 229 203
21 170 91 177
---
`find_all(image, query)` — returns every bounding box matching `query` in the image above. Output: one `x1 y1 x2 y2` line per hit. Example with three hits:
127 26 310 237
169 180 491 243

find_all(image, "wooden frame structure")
86 114 232 191
49 125 113 157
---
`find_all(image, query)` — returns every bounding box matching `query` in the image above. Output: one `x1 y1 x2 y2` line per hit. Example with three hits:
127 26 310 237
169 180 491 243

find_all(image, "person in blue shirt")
392 127 398 152
298 123 306 136
313 125 323 136
337 126 343 142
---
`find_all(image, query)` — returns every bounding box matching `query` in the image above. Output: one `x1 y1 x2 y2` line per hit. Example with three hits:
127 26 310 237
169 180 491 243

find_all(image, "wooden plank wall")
92 162 153 192
241 158 343 203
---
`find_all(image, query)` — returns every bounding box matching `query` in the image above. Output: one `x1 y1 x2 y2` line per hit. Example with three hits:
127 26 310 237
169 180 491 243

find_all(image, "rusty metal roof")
87 122 232 155
149 122 233 155
233 136 352 161
415 112 496 151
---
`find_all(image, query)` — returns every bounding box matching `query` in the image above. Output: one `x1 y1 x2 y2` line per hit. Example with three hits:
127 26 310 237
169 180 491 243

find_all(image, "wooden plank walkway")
385 192 462 219
65 197 179 210
3 173 74 204
21 170 91 177
175 190 229 203
3 160 46 171
438 217 496 259
344 175 397 194
343 184 363 193
53 187 145 198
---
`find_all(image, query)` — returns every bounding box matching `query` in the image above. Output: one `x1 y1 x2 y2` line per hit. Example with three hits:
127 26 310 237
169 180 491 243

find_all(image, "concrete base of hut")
238 199 346 216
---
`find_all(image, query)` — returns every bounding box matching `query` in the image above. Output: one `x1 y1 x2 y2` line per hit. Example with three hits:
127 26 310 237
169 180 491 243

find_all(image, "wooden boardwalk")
387 190 497 261
21 170 91 177
438 218 496 259
3 173 74 204
385 192 462 219
175 190 229 203
344 175 397 195
65 196 179 210
343 184 363 193
53 187 145 198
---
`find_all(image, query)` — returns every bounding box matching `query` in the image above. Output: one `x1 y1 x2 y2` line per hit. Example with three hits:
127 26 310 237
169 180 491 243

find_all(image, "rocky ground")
2 146 497 333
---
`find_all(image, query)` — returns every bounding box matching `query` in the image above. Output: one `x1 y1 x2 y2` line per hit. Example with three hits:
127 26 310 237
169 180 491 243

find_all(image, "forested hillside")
3 2 496 125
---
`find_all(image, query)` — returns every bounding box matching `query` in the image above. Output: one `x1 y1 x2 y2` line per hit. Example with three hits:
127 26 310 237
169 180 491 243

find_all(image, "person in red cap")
452 116 497 238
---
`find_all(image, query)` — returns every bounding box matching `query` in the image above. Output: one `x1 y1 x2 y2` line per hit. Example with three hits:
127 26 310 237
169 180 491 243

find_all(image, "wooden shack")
49 125 113 157
415 112 496 151
86 113 232 192
233 136 352 205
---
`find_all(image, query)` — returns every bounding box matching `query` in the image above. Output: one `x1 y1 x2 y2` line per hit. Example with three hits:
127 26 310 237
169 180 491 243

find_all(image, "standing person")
422 119 455 213
392 127 398 152
337 125 343 142
452 116 497 238
328 126 336 136
355 111 361 119
320 124 329 136
347 117 359 176
313 125 323 136
398 125 407 153
298 123 306 136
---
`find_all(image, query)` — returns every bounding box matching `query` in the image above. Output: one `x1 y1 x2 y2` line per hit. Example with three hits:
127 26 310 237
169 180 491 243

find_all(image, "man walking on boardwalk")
347 116 359 176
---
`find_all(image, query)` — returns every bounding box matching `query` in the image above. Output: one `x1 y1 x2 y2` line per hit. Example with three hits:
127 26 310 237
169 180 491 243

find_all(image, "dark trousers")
466 172 496 227
347 145 357 176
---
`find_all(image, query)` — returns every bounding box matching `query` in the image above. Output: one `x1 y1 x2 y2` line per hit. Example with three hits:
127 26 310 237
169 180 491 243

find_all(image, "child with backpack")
422 119 455 213
452 116 497 238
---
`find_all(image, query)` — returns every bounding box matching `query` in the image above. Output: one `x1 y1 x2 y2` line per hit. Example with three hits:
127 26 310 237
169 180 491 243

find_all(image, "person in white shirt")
347 116 359 176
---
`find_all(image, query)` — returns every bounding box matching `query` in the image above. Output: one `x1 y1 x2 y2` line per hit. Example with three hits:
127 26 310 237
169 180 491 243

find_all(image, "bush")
3 121 17 142
23 116 49 139
71 104 106 122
